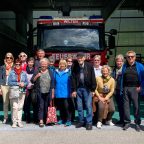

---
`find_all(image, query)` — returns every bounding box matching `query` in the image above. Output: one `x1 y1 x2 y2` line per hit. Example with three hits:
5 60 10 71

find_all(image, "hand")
19 82 25 87
0 89 2 95
99 96 106 104
71 92 77 97
136 87 141 92
34 73 41 81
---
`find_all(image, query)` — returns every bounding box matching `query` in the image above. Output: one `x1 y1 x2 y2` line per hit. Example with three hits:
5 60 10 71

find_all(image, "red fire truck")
37 15 111 65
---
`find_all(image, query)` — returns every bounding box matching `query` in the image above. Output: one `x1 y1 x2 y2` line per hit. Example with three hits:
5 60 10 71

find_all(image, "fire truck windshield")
39 28 103 52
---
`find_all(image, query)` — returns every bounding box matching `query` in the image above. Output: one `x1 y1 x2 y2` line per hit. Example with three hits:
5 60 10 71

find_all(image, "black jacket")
71 61 96 92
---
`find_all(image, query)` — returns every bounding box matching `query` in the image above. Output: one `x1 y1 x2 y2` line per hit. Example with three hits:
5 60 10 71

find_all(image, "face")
49 61 54 66
77 56 85 65
28 60 34 68
15 63 21 69
67 58 73 67
5 55 13 63
93 58 101 67
19 53 27 62
40 61 48 71
102 67 109 78
37 51 45 59
126 52 136 65
59 63 66 70
116 58 123 68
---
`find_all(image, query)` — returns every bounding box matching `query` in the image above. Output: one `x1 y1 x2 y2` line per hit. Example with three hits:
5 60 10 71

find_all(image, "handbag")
46 100 57 124
9 86 20 99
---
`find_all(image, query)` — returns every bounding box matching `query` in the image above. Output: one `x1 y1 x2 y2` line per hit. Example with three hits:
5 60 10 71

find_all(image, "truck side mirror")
108 35 115 49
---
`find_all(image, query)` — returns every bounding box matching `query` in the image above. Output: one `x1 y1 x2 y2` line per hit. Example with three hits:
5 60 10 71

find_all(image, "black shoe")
86 124 92 130
75 123 85 128
135 124 141 132
123 123 130 130
116 120 124 125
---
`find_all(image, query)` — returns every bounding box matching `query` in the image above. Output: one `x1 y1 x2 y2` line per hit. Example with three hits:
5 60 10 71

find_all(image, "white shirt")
94 66 102 77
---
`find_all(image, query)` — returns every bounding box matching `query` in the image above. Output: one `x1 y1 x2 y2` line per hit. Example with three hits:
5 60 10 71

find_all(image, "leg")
10 98 18 127
1 85 10 121
17 93 25 127
76 88 84 124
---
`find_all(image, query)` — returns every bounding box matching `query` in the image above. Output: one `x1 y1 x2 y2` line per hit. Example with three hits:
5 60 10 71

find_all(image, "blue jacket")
0 65 14 85
8 70 28 92
120 62 144 96
54 68 71 98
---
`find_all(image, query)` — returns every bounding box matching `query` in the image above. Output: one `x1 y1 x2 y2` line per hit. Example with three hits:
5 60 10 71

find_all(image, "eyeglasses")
20 55 26 57
6 57 13 60
94 59 100 61
67 60 72 62
127 56 135 59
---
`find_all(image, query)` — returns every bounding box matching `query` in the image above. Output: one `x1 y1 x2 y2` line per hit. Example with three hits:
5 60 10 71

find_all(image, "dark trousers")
24 89 38 123
115 89 124 122
38 93 51 122
56 98 72 122
123 87 141 125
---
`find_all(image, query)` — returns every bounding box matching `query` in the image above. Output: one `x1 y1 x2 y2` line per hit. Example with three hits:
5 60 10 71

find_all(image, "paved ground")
0 121 144 144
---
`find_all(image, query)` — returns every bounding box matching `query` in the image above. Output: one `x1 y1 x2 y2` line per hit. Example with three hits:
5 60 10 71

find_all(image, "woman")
24 57 35 123
0 52 14 124
95 65 115 129
31 58 54 127
112 54 124 125
8 58 28 128
55 59 72 127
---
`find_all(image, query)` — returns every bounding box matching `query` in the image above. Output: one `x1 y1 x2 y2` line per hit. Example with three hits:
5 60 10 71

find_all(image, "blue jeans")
77 88 92 124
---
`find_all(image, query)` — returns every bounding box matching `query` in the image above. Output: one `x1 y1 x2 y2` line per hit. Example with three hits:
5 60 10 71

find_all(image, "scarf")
102 76 111 84
5 62 13 76
14 67 22 82
26 66 34 74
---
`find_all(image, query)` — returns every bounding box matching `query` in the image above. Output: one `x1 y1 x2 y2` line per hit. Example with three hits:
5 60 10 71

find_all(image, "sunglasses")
94 59 100 61
127 56 135 59
15 63 21 66
6 57 13 60
20 55 26 57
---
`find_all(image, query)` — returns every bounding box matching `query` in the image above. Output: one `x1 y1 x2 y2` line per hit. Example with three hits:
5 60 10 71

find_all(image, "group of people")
0 49 144 132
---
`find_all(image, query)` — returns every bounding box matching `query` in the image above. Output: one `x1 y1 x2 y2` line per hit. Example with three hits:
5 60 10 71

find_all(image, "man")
71 52 96 130
34 49 45 70
120 50 144 132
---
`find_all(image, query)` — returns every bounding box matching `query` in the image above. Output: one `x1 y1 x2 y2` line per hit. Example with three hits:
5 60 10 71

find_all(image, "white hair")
101 65 112 75
115 54 124 61
40 58 49 64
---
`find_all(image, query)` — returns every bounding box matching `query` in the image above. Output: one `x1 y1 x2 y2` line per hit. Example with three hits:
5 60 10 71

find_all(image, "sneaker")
64 121 72 127
12 123 17 128
18 122 24 128
57 120 63 125
105 120 115 126
2 119 8 124
97 121 102 129
135 124 141 132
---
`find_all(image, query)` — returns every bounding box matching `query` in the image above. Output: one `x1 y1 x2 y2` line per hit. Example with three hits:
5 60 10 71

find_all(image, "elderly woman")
55 59 72 126
0 52 14 124
112 54 124 125
95 65 115 129
31 58 54 127
8 58 28 128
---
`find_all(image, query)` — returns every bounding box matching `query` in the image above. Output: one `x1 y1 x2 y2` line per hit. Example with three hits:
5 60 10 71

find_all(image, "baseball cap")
77 52 85 57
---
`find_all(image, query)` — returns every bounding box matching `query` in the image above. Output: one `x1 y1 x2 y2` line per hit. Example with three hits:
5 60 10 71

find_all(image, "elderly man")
121 50 144 132
71 52 96 130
